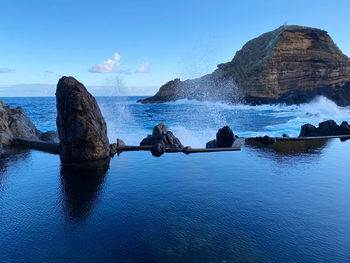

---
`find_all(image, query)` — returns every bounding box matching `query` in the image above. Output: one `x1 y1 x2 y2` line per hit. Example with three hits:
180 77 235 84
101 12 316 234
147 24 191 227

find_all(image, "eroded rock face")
140 123 183 156
56 76 110 161
139 25 350 106
0 100 45 145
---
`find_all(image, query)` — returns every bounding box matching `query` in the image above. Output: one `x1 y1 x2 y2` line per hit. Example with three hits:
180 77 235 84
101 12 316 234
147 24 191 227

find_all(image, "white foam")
99 96 350 147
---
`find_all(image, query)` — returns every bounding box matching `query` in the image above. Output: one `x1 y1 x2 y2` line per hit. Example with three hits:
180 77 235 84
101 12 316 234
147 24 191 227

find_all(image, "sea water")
0 96 350 262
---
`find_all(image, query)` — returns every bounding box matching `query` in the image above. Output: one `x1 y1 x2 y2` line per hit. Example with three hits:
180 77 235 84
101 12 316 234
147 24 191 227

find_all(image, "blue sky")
1 0 350 96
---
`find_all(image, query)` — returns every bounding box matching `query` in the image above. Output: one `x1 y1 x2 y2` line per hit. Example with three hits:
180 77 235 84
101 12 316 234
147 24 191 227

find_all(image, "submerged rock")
299 120 350 137
56 76 110 161
140 123 183 156
139 25 350 106
206 126 235 148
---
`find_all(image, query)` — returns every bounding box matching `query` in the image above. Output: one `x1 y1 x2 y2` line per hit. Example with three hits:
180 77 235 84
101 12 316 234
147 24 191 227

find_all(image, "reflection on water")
60 159 110 225
245 138 328 156
0 147 31 190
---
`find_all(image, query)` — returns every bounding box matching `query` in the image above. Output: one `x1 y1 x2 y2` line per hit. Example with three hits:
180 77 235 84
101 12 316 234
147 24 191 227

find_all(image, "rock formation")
139 25 350 106
206 126 235 148
140 123 183 156
56 76 110 161
300 120 350 137
0 100 58 147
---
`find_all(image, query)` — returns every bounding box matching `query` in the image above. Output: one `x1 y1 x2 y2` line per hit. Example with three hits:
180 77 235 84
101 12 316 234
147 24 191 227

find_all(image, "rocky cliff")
139 25 350 105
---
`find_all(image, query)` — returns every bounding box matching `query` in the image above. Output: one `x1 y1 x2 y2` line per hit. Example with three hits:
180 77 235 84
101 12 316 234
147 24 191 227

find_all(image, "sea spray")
98 95 350 148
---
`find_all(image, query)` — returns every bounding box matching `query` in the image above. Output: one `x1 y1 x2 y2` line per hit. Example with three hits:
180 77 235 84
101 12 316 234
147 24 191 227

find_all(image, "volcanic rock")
299 120 350 137
300 124 318 137
206 126 236 148
56 76 110 161
140 123 183 156
340 121 350 135
206 139 217 149
139 25 350 106
0 100 44 145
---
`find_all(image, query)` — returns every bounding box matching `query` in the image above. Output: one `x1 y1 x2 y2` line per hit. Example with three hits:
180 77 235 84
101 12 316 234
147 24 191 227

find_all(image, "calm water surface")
0 96 350 262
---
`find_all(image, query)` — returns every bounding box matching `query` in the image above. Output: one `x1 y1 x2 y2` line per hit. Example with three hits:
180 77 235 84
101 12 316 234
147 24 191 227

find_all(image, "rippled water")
1 96 350 262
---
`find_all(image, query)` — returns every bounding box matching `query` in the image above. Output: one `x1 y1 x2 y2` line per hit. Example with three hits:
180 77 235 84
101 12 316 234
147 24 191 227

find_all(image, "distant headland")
138 25 350 106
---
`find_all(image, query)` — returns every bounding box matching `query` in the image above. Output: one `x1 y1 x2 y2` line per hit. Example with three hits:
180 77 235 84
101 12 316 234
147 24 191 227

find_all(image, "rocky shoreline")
1 76 350 161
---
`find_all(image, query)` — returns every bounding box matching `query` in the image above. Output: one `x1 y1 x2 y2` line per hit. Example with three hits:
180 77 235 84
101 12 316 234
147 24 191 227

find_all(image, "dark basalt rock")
151 144 166 157
206 126 235 148
140 123 183 156
206 139 217 149
216 126 235 147
139 25 350 106
282 133 289 138
340 121 350 135
56 76 110 161
299 120 350 137
317 120 340 136
300 124 318 137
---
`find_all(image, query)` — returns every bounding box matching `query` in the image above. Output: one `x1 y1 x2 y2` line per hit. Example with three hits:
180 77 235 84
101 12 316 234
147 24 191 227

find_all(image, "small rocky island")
138 25 350 106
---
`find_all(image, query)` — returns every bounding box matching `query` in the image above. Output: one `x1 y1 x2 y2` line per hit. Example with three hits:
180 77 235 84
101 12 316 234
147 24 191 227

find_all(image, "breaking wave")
99 96 350 148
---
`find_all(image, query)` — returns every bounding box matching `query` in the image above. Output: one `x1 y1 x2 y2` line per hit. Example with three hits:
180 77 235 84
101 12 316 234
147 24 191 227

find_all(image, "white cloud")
136 61 150 73
0 68 13 73
175 71 183 75
89 53 121 73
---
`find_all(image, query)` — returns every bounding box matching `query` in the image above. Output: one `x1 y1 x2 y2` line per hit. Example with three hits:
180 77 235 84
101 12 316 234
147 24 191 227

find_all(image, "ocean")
1 96 350 262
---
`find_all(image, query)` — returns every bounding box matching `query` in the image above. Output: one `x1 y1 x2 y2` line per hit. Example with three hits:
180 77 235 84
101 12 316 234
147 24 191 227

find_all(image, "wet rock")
56 76 110 161
299 120 350 137
317 120 340 136
282 133 289 138
300 124 317 137
39 131 59 143
110 138 126 156
340 121 350 135
140 123 183 150
206 139 217 149
151 144 166 157
216 126 235 147
152 123 168 136
206 126 235 148
183 146 192 154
